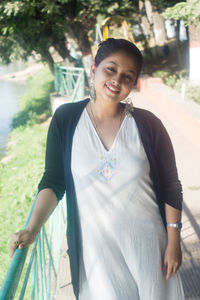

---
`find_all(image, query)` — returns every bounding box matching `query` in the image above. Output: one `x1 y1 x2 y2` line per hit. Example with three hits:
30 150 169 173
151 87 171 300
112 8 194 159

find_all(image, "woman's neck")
89 100 123 120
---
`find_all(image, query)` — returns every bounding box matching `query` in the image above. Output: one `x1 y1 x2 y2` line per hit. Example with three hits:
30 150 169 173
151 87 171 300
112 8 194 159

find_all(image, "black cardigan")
38 98 183 299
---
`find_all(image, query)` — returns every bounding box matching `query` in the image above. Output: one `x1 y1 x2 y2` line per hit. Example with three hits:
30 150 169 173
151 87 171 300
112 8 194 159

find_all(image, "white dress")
71 108 185 300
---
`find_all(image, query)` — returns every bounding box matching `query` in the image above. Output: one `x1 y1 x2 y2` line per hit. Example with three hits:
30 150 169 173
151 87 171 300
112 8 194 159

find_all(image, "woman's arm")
26 188 58 235
152 117 183 279
10 188 58 257
163 203 182 280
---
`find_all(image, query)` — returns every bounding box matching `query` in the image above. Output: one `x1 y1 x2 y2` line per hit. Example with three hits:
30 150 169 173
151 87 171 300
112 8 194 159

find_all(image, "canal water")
0 61 28 159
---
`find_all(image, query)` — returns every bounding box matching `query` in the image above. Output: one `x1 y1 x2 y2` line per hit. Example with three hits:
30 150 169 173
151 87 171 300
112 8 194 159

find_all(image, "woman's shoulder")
54 98 90 118
133 107 168 139
134 107 158 119
49 98 90 134
133 107 161 125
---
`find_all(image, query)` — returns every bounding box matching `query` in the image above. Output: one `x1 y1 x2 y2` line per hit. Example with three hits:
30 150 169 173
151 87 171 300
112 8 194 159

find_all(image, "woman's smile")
105 83 121 94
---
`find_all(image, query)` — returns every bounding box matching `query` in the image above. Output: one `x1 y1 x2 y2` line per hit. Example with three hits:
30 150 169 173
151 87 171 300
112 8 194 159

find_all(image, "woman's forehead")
100 51 139 69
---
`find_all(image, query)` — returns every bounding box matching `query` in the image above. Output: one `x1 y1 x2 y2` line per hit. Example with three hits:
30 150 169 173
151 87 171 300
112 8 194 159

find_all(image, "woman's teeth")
106 84 120 93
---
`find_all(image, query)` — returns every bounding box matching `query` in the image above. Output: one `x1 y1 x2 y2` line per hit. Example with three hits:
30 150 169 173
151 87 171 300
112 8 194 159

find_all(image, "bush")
152 70 170 80
186 85 200 104
152 69 200 104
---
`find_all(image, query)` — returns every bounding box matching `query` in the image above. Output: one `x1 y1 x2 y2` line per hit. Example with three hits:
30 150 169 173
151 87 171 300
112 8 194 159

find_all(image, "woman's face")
91 50 140 105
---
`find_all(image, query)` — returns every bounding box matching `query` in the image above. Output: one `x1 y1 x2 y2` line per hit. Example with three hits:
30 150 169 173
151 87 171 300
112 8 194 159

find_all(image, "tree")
137 0 183 56
0 0 186 73
138 0 157 56
0 1 73 72
142 0 167 56
0 0 144 74
0 0 113 72
163 0 200 81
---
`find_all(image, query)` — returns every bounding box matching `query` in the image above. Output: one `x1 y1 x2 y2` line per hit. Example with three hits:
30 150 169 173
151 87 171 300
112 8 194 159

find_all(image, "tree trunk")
152 12 167 46
137 15 150 55
144 0 167 55
139 0 157 57
52 38 76 66
69 23 94 81
174 20 182 68
40 48 55 74
188 23 200 82
52 38 73 60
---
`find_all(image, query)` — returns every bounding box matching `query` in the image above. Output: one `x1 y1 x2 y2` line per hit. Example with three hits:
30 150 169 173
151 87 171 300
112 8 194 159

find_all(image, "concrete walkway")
55 91 200 299
132 91 200 300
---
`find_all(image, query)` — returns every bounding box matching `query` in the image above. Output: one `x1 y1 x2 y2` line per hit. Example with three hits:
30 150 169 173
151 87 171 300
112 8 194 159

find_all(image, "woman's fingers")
166 264 173 280
10 229 34 258
166 263 179 280
10 234 21 258
163 259 180 280
163 244 181 280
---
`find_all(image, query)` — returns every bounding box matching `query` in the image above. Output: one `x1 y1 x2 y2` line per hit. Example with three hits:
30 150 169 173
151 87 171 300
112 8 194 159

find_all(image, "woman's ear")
90 60 96 79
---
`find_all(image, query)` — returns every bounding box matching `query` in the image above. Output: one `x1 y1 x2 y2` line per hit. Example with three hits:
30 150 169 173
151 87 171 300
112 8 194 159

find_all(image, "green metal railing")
0 65 84 299
0 194 67 300
54 65 85 102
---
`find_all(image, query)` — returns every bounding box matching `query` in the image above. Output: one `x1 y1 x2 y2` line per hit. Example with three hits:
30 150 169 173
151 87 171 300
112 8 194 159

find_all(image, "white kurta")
71 108 184 300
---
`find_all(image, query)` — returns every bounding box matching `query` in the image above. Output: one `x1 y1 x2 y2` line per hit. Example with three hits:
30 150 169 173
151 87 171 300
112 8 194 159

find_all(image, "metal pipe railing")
0 195 66 300
54 65 85 101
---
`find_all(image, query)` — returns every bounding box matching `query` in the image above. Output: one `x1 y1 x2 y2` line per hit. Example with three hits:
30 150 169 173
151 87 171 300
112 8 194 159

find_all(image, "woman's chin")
101 91 124 104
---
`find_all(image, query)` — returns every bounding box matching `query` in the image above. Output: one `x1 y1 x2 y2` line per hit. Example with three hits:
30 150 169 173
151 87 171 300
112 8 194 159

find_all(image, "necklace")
89 102 124 139
88 103 124 182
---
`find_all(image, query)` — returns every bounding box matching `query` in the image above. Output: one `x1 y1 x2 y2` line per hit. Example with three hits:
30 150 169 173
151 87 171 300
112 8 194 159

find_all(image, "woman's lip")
105 84 120 93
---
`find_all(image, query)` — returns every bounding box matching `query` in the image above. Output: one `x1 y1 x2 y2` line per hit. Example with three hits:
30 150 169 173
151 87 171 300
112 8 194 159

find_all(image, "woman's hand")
162 239 182 280
10 228 37 258
9 189 58 259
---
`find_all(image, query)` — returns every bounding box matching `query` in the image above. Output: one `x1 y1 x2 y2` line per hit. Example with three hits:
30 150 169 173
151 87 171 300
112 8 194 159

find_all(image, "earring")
125 97 134 117
89 80 95 103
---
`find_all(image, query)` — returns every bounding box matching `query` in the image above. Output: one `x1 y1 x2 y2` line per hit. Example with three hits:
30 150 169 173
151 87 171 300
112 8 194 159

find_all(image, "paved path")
55 91 200 299
132 91 200 300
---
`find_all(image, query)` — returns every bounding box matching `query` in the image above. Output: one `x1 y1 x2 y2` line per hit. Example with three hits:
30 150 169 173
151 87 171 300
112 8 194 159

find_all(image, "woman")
10 38 185 300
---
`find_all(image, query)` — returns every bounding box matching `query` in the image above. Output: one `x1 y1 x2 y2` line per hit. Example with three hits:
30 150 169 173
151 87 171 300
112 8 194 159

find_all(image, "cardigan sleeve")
37 110 65 201
154 119 183 211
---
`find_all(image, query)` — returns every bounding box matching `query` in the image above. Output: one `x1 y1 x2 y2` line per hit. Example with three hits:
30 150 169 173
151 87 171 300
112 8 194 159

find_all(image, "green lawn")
0 65 54 286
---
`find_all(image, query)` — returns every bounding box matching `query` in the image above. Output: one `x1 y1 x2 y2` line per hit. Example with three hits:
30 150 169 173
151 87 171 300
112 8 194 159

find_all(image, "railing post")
54 65 85 102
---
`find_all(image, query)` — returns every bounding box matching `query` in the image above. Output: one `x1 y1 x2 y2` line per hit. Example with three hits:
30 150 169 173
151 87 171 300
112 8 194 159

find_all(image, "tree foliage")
0 0 70 70
0 0 189 70
0 0 141 69
151 0 184 12
162 0 200 26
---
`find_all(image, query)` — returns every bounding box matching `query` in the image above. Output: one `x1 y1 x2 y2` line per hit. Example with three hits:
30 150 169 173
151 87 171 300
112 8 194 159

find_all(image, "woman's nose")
111 75 121 87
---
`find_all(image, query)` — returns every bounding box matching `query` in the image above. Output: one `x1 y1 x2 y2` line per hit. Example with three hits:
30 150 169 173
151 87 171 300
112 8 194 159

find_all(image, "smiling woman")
10 38 185 300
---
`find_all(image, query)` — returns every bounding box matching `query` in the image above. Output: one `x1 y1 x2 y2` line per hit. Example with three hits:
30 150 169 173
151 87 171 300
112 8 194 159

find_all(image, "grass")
0 65 54 287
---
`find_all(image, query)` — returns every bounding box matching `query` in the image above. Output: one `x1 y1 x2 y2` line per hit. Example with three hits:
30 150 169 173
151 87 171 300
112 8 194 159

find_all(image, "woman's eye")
107 67 115 72
125 75 132 81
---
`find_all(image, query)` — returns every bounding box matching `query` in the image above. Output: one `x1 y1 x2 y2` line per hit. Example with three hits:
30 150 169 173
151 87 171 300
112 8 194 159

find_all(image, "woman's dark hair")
95 38 143 82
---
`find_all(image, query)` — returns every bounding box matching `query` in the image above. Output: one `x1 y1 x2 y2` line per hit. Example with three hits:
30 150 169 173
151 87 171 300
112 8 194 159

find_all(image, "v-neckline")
84 108 127 153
